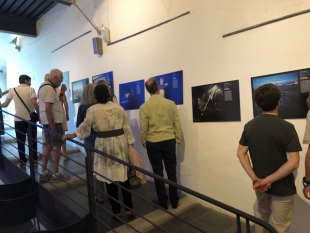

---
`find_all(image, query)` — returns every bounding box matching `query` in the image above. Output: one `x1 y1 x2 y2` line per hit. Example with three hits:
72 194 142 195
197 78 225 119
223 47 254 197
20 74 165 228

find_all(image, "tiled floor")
146 205 254 233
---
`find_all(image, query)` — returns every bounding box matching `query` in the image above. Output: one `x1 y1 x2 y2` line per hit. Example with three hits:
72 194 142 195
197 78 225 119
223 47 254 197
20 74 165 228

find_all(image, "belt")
97 129 124 138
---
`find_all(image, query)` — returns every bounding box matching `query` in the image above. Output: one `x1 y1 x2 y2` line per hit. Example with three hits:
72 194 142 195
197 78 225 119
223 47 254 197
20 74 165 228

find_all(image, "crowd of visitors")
2 70 310 230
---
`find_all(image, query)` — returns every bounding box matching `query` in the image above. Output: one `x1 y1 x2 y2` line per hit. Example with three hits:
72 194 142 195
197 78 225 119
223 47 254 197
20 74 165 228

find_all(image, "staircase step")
110 196 199 233
42 174 87 193
1 139 80 164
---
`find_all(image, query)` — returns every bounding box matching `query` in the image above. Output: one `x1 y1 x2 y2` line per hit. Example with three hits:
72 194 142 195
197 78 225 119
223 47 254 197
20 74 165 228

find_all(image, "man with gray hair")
38 69 70 182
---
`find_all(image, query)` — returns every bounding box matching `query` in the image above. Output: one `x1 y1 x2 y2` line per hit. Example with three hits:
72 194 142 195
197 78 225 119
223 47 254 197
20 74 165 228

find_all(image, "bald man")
139 77 182 210
38 69 70 183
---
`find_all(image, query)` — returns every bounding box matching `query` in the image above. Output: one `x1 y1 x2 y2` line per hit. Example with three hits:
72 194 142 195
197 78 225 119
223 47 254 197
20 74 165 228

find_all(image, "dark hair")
254 83 281 111
94 84 110 103
145 78 158 94
19 74 31 84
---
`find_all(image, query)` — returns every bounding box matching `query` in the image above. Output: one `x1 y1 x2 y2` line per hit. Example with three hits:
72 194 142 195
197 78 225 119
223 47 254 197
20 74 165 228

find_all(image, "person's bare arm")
31 98 39 114
237 144 260 184
45 102 58 139
303 146 310 200
1 89 10 96
253 151 299 191
63 94 69 120
1 98 12 107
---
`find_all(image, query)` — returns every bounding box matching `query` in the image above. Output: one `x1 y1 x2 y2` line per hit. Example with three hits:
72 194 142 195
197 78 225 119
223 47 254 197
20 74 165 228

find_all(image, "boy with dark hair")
237 83 301 233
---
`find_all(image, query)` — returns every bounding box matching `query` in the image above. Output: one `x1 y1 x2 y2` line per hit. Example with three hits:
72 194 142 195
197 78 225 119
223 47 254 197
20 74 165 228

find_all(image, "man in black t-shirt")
237 84 301 233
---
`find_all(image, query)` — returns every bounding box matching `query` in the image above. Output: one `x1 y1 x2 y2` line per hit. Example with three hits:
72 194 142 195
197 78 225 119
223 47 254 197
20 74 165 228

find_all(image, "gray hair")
81 83 97 105
49 69 62 81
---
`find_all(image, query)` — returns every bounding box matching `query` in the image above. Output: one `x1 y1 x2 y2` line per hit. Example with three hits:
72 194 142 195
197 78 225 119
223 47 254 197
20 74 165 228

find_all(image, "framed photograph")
72 78 89 103
192 80 241 122
153 70 183 105
251 68 310 119
119 80 145 110
92 71 114 95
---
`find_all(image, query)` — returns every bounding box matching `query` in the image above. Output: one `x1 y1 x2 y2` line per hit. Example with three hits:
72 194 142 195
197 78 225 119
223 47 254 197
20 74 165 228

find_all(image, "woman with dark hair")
63 84 135 220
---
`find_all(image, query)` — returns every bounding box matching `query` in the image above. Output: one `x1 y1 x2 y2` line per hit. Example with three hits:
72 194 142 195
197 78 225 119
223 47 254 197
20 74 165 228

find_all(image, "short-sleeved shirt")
38 81 63 125
7 84 37 121
239 114 302 196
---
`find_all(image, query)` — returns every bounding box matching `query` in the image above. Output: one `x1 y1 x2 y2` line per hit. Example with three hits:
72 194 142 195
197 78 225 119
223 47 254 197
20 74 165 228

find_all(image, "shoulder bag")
13 88 39 123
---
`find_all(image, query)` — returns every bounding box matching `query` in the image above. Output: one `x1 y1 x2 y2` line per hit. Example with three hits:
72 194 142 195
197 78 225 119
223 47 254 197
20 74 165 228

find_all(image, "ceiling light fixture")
10 37 21 52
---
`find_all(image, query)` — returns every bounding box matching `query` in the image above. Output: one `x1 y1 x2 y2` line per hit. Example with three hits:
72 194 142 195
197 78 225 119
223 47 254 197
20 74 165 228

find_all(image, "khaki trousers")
255 192 294 233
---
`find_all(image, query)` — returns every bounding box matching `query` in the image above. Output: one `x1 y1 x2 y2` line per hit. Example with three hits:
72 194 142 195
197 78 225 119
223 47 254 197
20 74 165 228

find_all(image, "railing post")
27 123 36 186
236 215 241 233
85 154 97 233
0 110 4 169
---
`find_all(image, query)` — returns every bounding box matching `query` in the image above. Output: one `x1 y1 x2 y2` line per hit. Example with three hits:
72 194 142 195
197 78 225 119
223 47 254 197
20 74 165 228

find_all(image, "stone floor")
146 204 254 233
1 128 256 233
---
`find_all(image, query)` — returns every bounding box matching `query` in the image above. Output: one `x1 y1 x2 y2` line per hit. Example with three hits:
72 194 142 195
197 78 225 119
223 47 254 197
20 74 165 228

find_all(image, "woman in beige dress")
63 84 135 220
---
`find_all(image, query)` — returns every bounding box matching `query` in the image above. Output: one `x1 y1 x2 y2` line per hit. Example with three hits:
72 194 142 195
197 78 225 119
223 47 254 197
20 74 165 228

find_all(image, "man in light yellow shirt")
139 77 182 210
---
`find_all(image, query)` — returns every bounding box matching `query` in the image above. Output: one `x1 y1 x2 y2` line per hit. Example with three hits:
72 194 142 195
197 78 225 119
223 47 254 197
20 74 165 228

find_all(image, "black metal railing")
0 110 277 233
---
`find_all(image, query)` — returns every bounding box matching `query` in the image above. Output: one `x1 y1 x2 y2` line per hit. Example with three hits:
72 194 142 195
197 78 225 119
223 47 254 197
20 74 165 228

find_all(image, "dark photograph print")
251 68 310 119
192 80 241 122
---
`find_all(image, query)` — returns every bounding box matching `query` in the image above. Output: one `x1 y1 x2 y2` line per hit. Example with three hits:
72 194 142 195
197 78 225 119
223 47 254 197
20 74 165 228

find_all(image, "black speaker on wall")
92 37 103 54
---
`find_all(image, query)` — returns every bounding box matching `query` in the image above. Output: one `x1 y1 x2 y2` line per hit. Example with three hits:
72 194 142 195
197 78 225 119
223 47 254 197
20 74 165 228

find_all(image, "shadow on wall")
129 117 151 174
291 168 310 232
176 106 199 191
291 194 310 231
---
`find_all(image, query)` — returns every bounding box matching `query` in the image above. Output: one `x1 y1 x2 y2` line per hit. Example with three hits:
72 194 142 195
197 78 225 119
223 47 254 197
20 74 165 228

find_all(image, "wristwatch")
302 177 310 187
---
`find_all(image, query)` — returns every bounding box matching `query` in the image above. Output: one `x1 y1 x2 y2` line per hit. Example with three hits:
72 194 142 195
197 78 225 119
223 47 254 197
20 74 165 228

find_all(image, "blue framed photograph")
72 78 89 103
153 70 183 105
119 80 145 110
92 71 114 95
251 68 310 119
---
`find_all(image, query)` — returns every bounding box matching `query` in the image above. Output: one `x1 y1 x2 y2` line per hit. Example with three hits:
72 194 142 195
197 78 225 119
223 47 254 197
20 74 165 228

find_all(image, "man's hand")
62 133 76 141
253 177 272 192
303 186 310 200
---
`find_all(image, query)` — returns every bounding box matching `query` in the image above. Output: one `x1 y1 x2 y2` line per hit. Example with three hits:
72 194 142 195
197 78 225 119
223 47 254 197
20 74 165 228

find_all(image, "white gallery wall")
1 0 310 231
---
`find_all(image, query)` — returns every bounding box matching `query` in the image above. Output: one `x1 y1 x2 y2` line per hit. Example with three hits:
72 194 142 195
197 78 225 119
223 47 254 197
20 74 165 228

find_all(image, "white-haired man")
39 69 70 182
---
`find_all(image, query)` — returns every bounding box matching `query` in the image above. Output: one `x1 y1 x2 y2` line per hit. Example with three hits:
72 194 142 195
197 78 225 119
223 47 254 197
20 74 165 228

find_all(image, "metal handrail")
0 109 277 233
